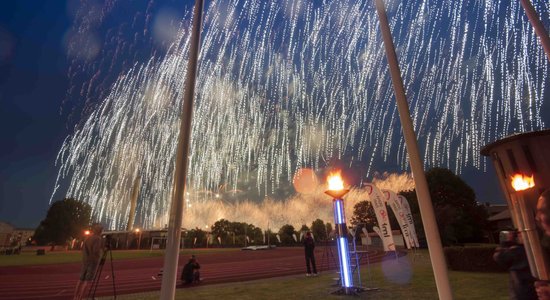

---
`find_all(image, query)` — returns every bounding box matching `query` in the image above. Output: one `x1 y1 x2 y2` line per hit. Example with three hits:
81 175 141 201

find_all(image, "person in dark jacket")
535 190 550 300
303 232 318 276
181 256 201 284
493 231 537 300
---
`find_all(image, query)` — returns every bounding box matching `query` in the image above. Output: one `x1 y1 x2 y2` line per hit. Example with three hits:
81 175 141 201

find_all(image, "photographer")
73 223 104 300
181 255 201 285
493 230 537 300
535 190 550 300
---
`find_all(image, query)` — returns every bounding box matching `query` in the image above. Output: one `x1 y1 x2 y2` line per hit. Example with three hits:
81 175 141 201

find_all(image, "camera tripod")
88 242 117 299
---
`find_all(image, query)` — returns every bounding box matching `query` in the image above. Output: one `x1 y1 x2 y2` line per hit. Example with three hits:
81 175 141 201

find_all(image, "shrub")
444 246 506 272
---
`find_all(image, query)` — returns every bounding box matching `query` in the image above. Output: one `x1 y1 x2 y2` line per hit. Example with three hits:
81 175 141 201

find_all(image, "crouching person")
181 256 201 285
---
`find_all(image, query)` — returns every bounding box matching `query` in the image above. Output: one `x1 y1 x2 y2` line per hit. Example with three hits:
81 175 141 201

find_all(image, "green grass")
105 250 509 300
0 248 238 266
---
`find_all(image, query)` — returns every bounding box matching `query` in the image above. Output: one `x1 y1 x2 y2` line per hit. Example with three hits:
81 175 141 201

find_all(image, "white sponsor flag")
383 189 412 249
364 183 395 251
361 227 372 245
398 195 420 248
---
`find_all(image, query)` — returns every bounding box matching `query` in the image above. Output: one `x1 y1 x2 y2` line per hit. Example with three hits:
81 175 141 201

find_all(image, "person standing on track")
303 231 318 277
73 223 104 300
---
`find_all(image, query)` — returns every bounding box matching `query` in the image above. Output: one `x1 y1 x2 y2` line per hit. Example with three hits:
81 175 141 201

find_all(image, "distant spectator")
73 223 104 300
303 232 318 277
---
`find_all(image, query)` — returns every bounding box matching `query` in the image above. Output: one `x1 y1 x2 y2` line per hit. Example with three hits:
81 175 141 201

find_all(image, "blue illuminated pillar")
332 197 353 290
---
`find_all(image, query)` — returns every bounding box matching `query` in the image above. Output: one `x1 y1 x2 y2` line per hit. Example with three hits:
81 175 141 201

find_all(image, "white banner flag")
349 227 356 238
383 189 413 249
361 227 372 245
397 195 419 248
365 183 395 251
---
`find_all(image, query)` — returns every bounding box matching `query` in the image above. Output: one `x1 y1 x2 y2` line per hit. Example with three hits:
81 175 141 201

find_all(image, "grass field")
0 248 236 266
2 248 509 299
102 250 509 300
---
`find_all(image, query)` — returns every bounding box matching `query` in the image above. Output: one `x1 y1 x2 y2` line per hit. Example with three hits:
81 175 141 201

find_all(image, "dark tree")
210 219 232 244
310 219 327 241
350 200 399 232
350 200 376 229
184 228 207 247
278 224 296 245
325 223 333 237
265 229 277 245
250 226 263 244
209 220 261 246
34 198 92 246
401 168 489 246
242 222 256 245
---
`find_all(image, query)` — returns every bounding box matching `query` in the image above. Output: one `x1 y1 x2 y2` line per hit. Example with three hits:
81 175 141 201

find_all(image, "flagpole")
519 0 550 62
126 174 141 231
373 0 453 299
159 0 204 299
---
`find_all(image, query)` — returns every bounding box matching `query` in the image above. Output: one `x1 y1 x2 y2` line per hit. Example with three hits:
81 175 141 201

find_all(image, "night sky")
1 1 71 229
1 0 542 229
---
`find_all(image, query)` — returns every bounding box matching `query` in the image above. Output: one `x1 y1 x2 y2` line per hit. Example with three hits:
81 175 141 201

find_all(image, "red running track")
0 247 388 299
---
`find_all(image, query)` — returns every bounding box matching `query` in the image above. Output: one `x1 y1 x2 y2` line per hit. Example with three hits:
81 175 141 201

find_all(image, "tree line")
33 168 491 247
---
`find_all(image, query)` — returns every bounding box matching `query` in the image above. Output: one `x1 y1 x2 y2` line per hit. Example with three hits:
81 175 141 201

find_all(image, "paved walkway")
0 246 388 299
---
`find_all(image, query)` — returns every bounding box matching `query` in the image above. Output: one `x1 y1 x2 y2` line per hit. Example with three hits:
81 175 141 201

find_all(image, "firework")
54 0 549 229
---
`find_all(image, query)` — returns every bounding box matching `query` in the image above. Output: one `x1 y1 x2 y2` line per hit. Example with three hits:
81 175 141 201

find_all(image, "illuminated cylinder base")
333 198 353 289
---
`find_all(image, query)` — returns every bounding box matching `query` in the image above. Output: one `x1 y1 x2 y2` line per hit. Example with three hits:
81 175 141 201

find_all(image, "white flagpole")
519 0 550 62
365 184 396 251
384 189 412 249
374 0 453 298
159 0 204 299
398 195 420 248
126 174 141 231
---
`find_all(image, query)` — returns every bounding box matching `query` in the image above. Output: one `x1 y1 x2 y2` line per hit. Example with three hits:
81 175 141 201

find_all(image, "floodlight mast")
159 0 204 299
520 0 550 62
374 0 453 299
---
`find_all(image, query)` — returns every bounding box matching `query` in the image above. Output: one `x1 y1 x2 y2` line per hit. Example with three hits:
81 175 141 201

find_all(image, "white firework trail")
182 172 413 231
53 0 549 229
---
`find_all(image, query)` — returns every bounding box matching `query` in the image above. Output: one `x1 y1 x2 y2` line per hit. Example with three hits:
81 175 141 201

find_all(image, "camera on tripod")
89 234 116 299
499 230 518 247
103 234 113 250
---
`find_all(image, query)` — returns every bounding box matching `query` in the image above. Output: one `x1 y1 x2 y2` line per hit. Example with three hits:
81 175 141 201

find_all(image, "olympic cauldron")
481 129 550 280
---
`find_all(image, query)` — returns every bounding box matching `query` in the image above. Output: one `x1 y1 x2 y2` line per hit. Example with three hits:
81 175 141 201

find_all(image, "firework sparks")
54 0 549 229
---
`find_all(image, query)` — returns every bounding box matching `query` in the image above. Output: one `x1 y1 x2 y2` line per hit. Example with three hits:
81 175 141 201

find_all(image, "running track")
0 247 389 299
